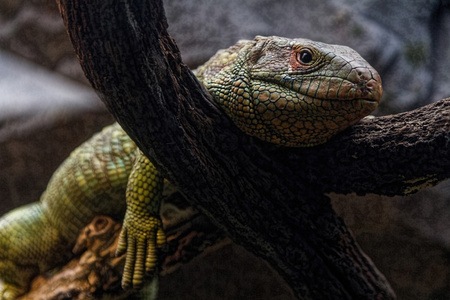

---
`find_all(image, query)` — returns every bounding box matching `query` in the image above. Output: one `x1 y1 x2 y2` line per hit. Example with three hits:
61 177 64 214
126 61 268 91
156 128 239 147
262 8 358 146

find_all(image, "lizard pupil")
298 50 313 64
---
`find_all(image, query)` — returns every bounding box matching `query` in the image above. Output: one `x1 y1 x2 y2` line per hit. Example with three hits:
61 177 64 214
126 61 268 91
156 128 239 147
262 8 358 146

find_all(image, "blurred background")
1 0 450 299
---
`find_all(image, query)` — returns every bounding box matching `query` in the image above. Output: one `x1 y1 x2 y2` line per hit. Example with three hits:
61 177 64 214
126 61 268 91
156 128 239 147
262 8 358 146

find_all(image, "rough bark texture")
53 0 450 299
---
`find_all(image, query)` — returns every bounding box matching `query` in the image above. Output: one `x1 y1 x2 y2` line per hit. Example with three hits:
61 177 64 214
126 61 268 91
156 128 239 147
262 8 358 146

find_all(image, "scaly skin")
197 36 382 146
116 150 166 289
0 36 382 299
0 123 137 299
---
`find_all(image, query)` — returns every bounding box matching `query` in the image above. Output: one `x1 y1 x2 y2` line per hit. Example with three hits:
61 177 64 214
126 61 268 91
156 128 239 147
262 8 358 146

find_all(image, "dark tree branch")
56 0 450 299
284 98 450 196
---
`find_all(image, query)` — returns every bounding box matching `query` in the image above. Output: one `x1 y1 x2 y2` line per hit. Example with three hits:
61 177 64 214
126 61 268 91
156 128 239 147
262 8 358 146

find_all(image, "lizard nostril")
355 67 371 81
347 66 371 83
362 76 383 102
349 65 382 101
366 80 375 91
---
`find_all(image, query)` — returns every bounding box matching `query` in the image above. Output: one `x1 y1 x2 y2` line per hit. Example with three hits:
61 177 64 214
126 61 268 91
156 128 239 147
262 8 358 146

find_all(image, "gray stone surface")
0 50 99 126
338 0 450 108
0 0 85 81
0 50 113 213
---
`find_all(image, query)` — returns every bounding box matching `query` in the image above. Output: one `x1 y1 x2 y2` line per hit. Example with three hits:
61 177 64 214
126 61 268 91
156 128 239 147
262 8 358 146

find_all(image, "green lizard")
0 36 382 299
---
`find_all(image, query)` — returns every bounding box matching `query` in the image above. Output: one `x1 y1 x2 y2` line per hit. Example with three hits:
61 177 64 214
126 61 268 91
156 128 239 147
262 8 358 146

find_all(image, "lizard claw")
116 214 166 289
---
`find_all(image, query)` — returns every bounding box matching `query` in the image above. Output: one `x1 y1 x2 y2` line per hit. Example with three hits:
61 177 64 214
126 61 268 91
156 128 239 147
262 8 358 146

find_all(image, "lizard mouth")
258 70 383 109
300 75 383 105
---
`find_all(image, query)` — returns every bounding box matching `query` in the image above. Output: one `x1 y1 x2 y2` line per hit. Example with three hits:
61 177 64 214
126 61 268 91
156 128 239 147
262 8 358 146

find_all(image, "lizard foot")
0 283 24 300
116 214 166 290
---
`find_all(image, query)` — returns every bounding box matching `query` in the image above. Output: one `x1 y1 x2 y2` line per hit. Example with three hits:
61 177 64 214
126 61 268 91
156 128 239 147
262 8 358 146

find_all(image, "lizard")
0 36 382 299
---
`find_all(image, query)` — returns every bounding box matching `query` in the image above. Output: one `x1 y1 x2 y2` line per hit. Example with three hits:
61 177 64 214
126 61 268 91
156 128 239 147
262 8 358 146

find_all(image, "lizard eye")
297 48 314 65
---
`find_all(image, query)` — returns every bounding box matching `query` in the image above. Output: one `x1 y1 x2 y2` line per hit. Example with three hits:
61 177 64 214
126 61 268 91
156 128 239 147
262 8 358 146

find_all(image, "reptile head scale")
196 35 383 147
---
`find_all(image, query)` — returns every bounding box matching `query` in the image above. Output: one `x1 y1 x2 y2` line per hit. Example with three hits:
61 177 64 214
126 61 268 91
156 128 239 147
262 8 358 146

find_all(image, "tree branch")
57 0 449 299
283 98 450 196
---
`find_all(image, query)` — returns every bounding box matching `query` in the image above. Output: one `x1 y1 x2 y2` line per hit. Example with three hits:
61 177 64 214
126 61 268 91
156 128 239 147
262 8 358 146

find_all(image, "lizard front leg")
116 150 166 289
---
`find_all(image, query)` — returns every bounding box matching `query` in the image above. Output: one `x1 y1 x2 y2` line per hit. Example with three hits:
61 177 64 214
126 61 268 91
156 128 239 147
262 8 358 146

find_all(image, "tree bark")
56 0 450 299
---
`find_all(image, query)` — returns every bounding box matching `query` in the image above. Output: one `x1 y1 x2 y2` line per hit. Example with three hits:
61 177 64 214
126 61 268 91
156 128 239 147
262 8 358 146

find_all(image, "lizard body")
0 36 382 299
0 124 136 299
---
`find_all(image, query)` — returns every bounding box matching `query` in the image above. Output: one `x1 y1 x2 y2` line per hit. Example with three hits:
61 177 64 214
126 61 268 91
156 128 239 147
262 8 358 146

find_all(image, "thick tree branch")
283 98 450 196
57 0 449 299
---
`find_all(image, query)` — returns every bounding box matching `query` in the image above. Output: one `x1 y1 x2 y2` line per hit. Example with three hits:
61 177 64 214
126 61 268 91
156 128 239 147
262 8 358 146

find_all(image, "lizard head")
196 36 382 147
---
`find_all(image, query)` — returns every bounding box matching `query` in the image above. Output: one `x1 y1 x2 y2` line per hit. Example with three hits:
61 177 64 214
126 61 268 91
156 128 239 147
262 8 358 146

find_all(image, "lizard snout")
351 66 383 103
